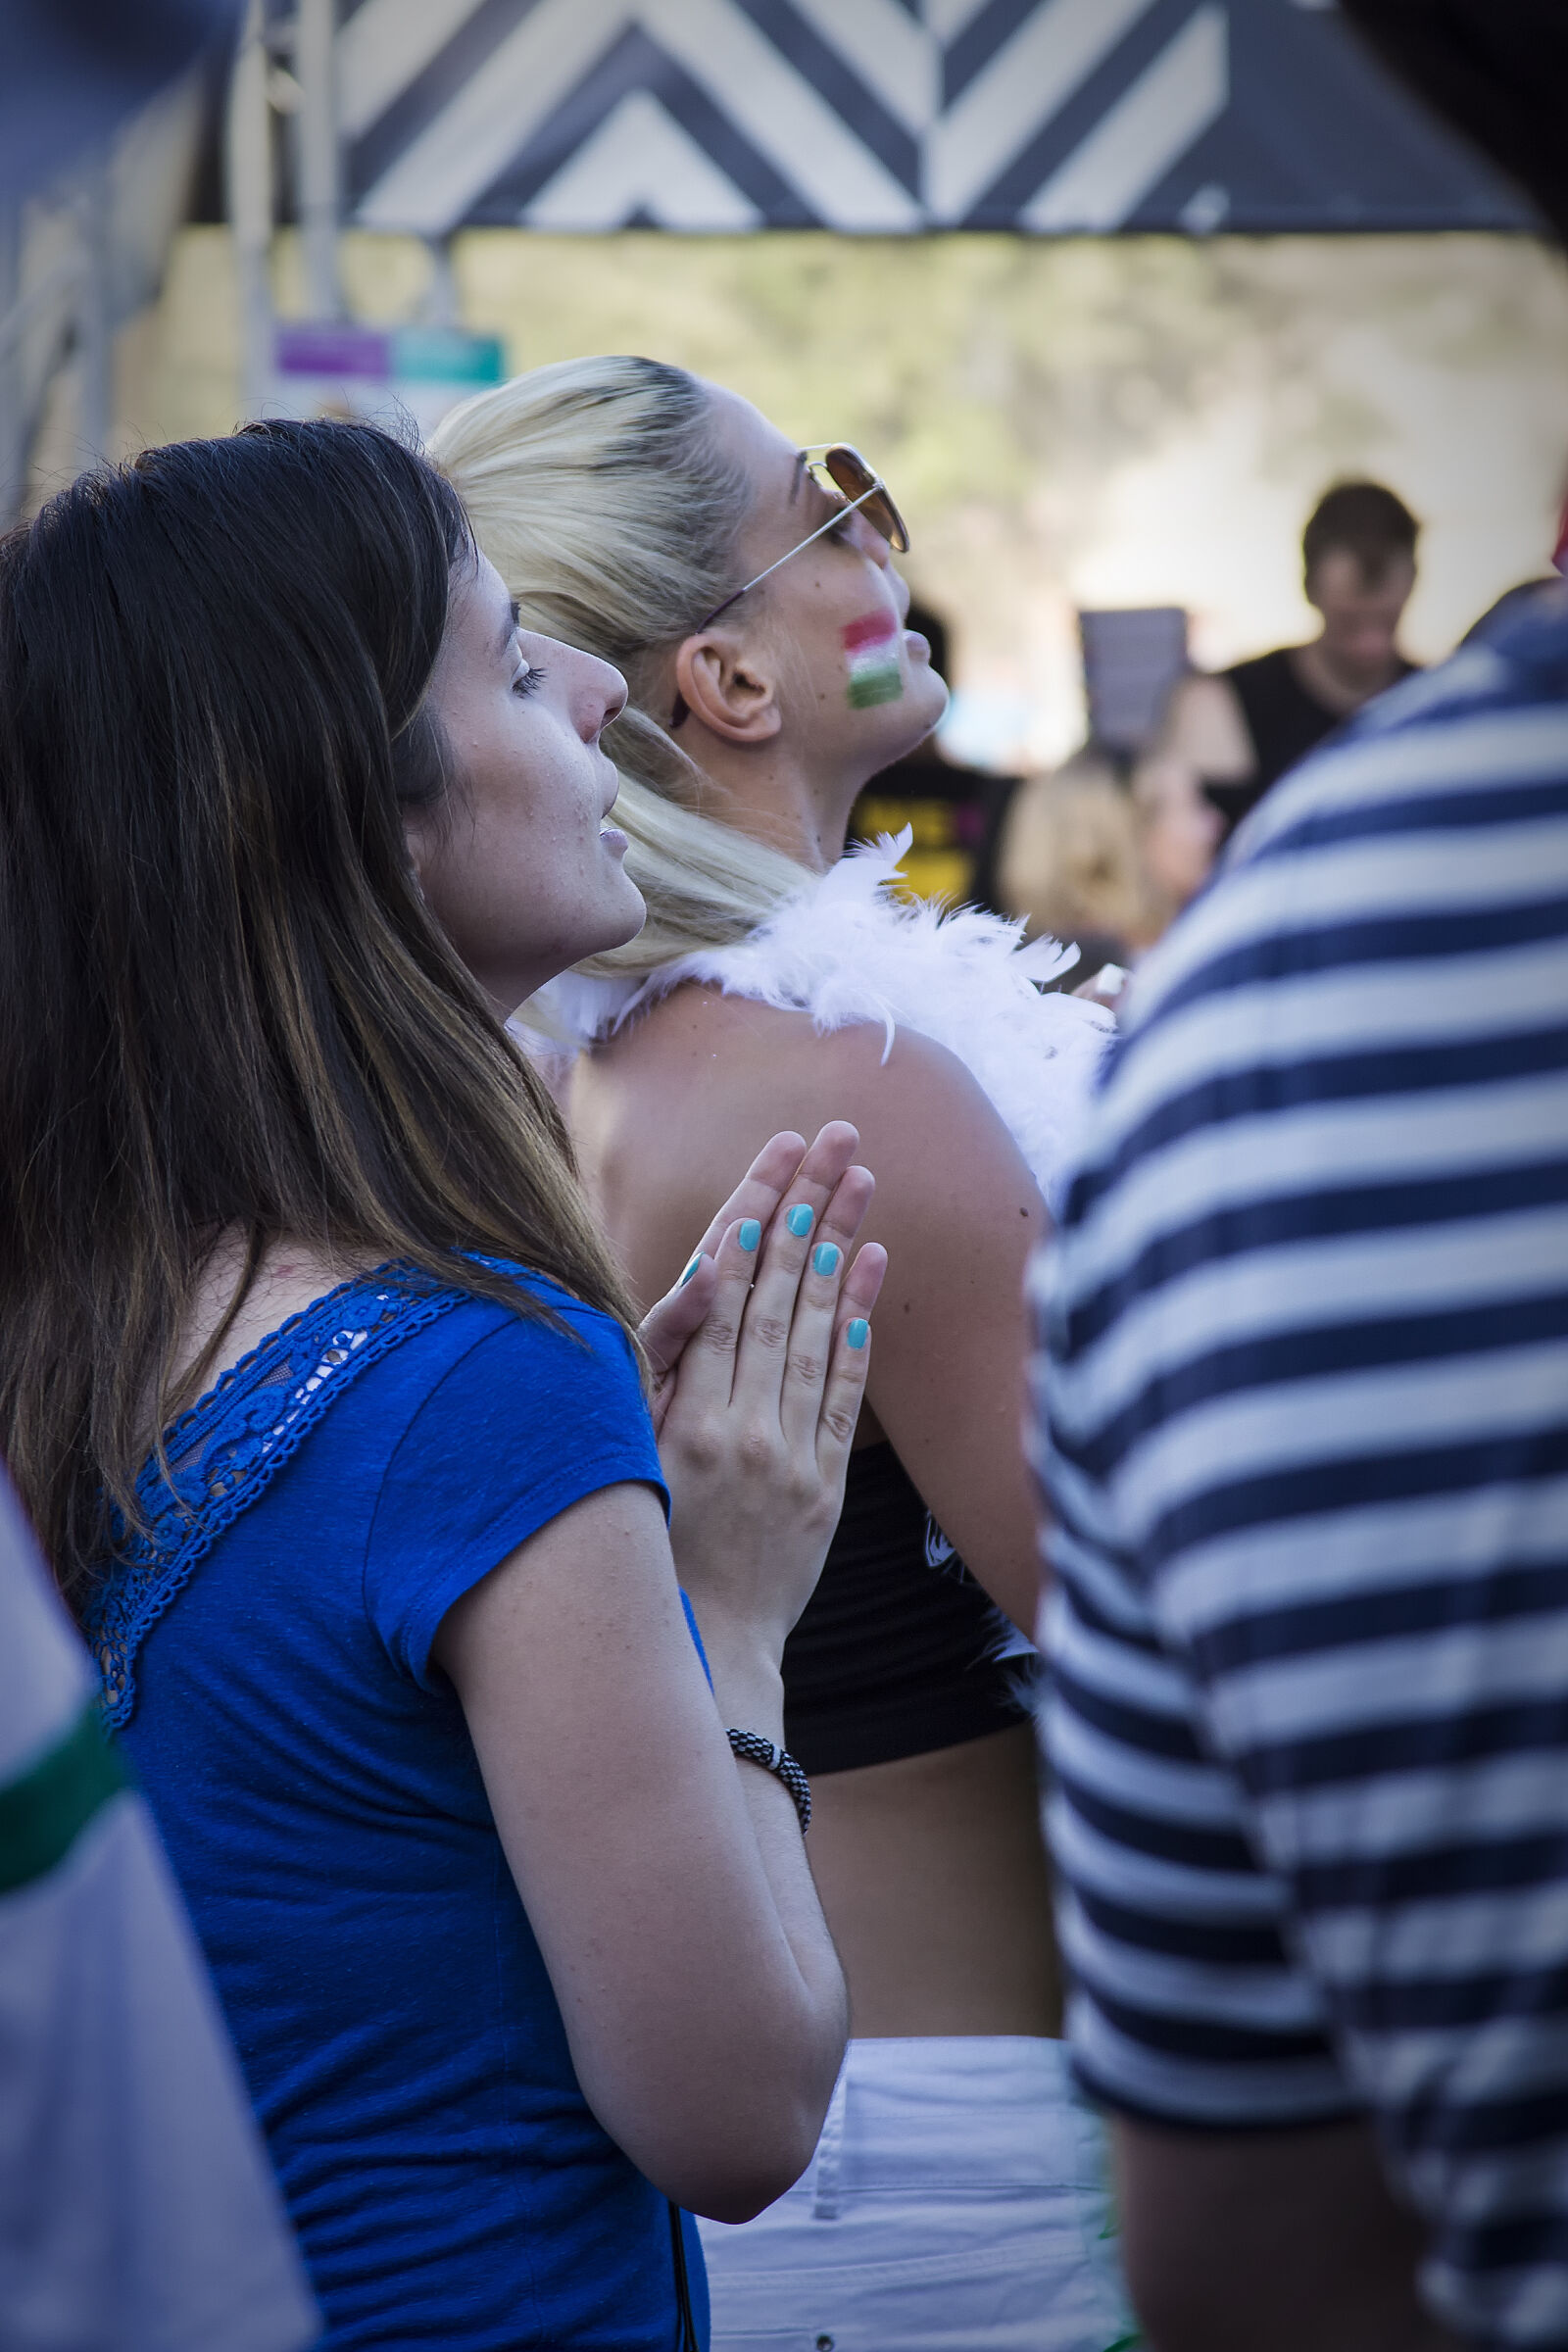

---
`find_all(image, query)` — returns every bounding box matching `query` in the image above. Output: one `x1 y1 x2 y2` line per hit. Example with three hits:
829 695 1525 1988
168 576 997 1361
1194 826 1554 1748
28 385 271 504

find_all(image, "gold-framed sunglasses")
668 445 908 729
697 445 909 631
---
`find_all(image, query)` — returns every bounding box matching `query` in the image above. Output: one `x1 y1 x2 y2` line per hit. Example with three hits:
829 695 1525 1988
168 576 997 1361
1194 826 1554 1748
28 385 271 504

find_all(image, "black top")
853 750 1016 913
1228 646 1343 788
1215 646 1417 831
782 1441 1029 1775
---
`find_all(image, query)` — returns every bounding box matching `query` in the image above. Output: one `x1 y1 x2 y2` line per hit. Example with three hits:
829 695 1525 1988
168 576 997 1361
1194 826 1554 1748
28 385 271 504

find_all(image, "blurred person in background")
991 748 1220 984
0 417 892 2351
436 364 1130 2352
1159 478 1421 833
992 751 1146 973
0 1469 317 2352
1460 488 1568 644
1131 751 1224 931
1030 2 1568 2342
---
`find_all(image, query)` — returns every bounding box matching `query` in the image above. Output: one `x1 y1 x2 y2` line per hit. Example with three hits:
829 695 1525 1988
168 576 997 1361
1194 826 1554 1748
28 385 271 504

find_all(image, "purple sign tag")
274 324 391 380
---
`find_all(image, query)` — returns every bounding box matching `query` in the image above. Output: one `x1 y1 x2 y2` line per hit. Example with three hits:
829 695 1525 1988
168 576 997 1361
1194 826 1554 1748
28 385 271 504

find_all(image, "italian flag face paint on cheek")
842 611 905 710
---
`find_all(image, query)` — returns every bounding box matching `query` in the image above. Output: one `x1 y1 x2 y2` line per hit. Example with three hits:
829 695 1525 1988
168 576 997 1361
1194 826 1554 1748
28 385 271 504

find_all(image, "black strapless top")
781 1442 1029 1776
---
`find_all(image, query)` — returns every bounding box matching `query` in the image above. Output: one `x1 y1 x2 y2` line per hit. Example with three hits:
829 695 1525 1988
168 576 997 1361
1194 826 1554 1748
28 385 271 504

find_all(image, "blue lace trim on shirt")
86 1265 473 1731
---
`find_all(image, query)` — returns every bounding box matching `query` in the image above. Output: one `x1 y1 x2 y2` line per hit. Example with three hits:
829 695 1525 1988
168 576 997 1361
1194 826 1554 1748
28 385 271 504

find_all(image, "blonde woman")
994 748 1220 974
434 360 1129 2351
994 749 1146 967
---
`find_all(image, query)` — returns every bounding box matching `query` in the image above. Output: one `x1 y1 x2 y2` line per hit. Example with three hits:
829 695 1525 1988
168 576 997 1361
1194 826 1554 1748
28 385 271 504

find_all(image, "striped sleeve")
1032 597 1568 2351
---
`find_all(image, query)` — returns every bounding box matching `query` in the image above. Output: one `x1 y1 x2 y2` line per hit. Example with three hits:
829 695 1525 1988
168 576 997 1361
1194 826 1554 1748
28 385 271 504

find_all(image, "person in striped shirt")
1031 575 1568 2352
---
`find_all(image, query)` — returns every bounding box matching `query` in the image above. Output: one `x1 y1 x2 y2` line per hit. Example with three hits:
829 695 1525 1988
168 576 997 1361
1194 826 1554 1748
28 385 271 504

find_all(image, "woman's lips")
600 823 628 855
904 629 931 662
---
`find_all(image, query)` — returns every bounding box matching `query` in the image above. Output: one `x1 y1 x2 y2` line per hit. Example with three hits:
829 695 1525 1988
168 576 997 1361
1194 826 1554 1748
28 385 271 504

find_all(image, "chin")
880 671 951 762
589 875 648 957
535 877 647 986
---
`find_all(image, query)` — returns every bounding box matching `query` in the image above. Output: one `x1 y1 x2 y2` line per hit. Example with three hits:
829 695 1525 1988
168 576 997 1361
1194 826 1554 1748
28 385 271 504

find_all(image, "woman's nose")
581 655 628 741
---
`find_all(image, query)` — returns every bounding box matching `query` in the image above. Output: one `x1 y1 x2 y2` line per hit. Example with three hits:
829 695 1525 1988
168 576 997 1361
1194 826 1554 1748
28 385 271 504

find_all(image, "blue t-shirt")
91 1266 707 2350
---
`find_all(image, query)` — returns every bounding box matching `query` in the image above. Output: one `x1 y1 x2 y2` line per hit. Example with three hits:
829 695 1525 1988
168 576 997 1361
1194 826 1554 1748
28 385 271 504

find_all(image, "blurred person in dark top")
1157 480 1421 834
852 601 1014 904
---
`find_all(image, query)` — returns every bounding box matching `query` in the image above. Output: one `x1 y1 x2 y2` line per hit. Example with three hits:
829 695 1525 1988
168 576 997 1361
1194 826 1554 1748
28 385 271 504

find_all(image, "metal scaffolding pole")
226 0 274 421
296 0 341 321
0 200 22 522
76 155 114 465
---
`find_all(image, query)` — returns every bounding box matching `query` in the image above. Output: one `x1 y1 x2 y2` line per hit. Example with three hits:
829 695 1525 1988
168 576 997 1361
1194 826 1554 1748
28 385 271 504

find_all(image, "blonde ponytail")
430 357 812 976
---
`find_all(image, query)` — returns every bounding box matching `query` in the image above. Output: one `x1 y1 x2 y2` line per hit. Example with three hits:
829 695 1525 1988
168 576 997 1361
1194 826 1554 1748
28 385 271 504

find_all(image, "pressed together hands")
638 1119 887 1654
434 1124 885 2218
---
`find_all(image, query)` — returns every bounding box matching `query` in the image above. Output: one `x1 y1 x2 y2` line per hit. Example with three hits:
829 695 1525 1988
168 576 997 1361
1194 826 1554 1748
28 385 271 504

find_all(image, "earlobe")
672 636 783 747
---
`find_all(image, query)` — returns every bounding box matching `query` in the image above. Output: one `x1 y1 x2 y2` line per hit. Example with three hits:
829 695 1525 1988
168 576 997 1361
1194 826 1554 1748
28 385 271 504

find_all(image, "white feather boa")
533 829 1111 1216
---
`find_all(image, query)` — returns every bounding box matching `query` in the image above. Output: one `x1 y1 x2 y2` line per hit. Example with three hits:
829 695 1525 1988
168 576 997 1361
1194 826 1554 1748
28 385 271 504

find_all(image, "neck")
1296 634 1401 713
679 728 859 875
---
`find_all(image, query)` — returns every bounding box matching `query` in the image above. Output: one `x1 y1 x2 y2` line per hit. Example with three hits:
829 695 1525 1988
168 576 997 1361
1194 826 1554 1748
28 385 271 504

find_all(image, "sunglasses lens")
823 446 909 555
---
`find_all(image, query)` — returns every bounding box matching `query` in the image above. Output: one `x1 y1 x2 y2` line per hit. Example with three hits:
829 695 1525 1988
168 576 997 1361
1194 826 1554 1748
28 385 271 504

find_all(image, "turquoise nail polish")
679 1253 702 1287
812 1243 840 1277
738 1219 761 1253
846 1318 869 1350
786 1203 814 1239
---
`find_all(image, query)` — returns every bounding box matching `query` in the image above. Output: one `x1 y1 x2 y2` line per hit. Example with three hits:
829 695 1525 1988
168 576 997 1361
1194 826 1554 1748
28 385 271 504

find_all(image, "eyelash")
826 512 857 546
513 664 546 700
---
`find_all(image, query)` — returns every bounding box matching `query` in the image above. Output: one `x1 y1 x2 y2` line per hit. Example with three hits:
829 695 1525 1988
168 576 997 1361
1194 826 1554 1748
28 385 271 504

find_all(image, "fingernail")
786 1204 814 1238
738 1219 761 1253
679 1253 702 1287
847 1318 869 1350
812 1243 840 1276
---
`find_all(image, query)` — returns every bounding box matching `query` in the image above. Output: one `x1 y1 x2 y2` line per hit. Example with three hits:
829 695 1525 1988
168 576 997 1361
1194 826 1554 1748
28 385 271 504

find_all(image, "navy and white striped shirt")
1032 588 1568 2350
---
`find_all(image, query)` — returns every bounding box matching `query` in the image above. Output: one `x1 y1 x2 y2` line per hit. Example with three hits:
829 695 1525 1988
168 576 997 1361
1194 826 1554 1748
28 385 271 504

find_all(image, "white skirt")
696 2035 1137 2352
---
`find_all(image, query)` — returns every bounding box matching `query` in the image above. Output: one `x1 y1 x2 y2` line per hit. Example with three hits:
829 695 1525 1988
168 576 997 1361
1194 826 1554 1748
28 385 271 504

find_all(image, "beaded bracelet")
726 1729 811 1835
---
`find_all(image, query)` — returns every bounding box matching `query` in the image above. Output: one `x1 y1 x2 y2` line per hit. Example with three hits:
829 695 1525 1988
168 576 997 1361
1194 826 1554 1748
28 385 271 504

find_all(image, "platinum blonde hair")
429 355 813 978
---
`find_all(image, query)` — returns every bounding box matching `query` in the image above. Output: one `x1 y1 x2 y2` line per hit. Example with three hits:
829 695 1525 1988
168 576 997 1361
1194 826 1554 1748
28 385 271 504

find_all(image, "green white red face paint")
842 611 905 710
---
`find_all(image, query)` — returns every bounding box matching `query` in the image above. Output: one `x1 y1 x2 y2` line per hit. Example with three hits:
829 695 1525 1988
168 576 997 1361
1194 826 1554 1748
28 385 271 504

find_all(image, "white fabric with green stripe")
0 1475 318 2352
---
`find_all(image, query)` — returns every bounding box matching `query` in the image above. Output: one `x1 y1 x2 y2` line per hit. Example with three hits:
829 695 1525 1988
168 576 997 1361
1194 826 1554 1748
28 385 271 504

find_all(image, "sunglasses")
669 445 909 729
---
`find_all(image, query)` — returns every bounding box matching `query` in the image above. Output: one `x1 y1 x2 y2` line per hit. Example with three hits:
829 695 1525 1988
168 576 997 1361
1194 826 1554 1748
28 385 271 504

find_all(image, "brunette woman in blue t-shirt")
0 419 887 2350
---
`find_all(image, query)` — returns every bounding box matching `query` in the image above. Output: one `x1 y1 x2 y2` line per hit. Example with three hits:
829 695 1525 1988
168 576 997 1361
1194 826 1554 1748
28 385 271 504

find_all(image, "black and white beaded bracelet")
726 1729 811 1835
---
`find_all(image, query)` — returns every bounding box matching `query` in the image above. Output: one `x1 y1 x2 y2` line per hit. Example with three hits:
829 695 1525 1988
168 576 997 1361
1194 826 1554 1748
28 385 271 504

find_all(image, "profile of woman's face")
408 553 645 1014
1136 756 1222 910
703 388 949 770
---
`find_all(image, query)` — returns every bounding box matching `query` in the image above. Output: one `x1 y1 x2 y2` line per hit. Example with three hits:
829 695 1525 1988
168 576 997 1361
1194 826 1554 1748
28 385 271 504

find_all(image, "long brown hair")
0 418 636 1602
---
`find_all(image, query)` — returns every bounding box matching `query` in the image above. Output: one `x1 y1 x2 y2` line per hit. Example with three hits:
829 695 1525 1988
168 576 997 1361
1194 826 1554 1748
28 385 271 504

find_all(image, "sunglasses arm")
693 484 881 632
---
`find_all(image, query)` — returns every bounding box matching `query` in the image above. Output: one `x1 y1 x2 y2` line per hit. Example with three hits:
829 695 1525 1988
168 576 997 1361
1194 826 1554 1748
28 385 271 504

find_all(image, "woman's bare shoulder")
572 981 1041 1317
605 982 991 1118
587 982 1025 1202
599 982 831 1067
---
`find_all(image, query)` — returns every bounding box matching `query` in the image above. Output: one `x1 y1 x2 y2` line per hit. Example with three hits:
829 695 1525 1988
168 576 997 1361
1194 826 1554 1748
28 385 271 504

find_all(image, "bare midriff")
804 1723 1061 2039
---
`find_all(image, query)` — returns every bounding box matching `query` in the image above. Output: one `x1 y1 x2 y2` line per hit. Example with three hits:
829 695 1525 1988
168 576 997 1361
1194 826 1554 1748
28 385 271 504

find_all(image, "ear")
672 630 783 747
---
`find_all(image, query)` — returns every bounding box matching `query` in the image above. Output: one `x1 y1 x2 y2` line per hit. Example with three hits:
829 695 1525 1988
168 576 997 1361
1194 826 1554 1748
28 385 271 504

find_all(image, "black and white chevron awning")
337 0 1534 238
